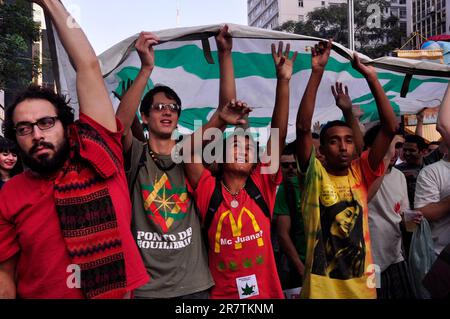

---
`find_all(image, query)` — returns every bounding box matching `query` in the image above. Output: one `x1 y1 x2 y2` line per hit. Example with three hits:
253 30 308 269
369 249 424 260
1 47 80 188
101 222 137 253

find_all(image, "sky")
60 0 248 54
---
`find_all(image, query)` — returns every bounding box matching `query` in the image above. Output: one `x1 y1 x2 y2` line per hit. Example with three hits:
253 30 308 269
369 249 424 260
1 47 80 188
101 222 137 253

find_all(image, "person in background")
0 137 21 190
414 83 450 258
396 134 428 209
365 125 415 299
274 142 306 297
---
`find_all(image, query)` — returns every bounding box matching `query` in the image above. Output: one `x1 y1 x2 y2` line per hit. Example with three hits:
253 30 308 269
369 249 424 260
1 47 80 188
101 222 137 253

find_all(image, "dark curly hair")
3 85 75 141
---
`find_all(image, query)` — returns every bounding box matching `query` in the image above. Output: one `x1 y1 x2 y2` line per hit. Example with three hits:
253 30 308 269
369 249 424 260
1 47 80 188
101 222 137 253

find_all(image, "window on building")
321 1 325 6
400 22 407 31
298 0 304 7
400 9 406 18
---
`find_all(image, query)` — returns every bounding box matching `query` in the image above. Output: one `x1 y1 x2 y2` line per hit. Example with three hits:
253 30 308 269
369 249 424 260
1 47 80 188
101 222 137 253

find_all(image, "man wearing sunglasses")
0 0 148 299
115 25 241 298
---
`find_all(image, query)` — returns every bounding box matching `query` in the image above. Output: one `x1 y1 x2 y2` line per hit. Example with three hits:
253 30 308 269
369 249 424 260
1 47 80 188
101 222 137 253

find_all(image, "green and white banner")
51 24 450 143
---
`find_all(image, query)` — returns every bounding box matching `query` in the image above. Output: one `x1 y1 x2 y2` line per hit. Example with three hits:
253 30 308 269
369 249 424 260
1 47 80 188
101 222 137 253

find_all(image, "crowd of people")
0 0 449 299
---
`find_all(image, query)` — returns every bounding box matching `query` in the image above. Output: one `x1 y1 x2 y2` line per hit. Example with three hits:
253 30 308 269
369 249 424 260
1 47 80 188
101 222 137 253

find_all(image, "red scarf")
54 122 127 299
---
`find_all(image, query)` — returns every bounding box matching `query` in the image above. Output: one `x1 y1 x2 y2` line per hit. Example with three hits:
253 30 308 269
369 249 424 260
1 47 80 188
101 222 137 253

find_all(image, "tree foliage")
0 0 41 91
275 0 406 58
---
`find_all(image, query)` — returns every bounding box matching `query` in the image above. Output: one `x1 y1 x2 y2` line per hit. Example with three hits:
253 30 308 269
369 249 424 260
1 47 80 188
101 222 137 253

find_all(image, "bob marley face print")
311 183 365 280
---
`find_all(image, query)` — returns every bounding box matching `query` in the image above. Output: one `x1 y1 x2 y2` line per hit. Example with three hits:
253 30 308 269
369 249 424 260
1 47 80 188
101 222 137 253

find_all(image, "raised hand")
218 100 252 126
313 121 321 134
271 41 298 81
331 82 352 113
135 31 159 71
216 24 233 53
416 108 427 123
352 52 377 80
311 39 332 72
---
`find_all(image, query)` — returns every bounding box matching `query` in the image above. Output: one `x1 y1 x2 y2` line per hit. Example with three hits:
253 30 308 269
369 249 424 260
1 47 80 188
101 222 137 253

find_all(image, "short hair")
319 120 352 146
3 85 75 141
282 141 296 156
404 134 427 151
0 137 19 155
0 136 23 176
363 124 381 149
140 85 182 116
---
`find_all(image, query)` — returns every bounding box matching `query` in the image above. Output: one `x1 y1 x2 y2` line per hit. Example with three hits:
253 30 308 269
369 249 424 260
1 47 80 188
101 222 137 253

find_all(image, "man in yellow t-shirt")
295 40 398 299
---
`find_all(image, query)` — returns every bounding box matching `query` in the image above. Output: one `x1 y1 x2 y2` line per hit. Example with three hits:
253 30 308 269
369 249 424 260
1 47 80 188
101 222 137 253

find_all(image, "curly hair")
3 85 75 141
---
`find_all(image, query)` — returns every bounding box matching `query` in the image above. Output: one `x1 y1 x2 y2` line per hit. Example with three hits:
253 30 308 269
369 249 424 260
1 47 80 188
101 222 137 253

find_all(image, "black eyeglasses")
14 116 59 136
281 162 296 169
151 103 180 113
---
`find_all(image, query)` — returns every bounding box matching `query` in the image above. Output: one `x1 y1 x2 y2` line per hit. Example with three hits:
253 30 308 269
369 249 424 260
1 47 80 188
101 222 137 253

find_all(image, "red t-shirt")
0 114 149 298
191 163 284 299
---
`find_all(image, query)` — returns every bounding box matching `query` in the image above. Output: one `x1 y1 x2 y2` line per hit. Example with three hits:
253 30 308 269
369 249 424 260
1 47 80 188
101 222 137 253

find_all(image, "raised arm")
216 25 236 109
34 0 116 131
437 83 450 146
415 108 426 138
116 32 158 152
352 53 398 171
296 40 332 171
265 42 298 164
183 26 249 188
367 135 404 202
331 82 364 156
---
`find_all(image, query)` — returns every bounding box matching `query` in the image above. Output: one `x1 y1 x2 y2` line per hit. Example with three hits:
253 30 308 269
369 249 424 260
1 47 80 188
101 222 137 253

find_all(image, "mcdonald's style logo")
214 207 264 253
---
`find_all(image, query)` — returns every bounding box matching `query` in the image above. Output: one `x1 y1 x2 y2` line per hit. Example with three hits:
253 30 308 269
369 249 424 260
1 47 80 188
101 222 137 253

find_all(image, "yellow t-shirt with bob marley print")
299 148 384 299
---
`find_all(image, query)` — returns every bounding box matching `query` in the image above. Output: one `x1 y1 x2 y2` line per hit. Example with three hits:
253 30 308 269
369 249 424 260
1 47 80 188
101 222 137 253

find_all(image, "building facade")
1 1 54 108
32 4 55 89
248 0 347 29
389 0 408 36
407 0 450 47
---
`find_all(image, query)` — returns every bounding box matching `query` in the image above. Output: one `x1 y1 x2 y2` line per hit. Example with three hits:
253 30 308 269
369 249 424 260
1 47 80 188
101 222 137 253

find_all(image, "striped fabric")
54 122 127 299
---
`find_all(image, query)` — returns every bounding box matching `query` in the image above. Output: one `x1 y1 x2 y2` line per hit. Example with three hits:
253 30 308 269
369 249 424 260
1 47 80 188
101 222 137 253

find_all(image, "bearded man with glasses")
0 0 149 299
